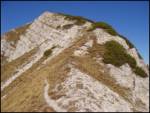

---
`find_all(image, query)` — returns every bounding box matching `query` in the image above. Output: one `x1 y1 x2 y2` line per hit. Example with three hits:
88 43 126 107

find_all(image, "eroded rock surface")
1 11 149 112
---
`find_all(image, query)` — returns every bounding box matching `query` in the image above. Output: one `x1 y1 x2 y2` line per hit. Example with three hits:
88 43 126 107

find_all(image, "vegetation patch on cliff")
103 41 136 68
58 13 94 25
60 13 142 60
65 15 86 25
62 24 74 29
134 66 148 78
103 40 147 77
44 46 57 57
87 22 142 59
88 22 118 36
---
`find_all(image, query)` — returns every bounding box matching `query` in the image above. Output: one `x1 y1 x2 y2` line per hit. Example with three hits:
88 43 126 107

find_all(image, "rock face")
1 11 149 112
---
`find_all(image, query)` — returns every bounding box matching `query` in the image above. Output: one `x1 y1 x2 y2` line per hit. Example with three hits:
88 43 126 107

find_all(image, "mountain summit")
1 11 149 112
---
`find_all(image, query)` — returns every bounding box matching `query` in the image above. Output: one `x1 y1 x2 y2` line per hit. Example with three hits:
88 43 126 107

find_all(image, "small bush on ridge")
88 22 118 36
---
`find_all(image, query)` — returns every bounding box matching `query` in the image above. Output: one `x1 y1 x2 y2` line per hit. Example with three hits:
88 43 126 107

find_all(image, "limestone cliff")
1 11 149 112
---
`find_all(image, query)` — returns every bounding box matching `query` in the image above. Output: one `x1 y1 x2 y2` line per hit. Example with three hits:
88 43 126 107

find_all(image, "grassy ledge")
88 22 118 36
4 23 31 44
57 12 94 25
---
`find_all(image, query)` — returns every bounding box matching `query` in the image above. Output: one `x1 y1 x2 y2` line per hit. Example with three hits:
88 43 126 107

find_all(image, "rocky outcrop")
45 64 133 112
1 11 149 112
1 12 91 62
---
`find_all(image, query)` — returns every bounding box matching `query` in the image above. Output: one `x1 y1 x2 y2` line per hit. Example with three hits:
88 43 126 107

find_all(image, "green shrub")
88 22 118 36
58 13 94 25
65 15 86 25
103 40 136 68
59 13 94 24
62 24 74 29
51 45 57 49
43 46 57 57
103 40 147 78
44 49 52 57
124 54 137 68
134 66 148 77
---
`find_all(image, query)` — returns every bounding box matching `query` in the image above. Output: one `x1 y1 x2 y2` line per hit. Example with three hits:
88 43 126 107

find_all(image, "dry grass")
40 106 55 112
88 38 105 57
4 24 31 44
1 55 8 66
47 66 71 100
1 31 136 111
67 104 77 112
1 48 37 82
1 32 91 112
72 55 133 104
1 54 48 111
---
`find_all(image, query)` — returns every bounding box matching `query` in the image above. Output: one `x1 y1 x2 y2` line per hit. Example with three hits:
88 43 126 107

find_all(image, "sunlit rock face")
1 11 149 112
1 12 91 62
45 65 132 112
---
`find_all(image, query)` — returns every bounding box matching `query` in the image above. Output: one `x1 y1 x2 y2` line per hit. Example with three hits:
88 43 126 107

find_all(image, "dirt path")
44 79 66 112
1 32 92 111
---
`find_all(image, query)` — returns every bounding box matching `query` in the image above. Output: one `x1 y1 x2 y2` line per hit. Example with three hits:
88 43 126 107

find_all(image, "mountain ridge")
1 11 149 112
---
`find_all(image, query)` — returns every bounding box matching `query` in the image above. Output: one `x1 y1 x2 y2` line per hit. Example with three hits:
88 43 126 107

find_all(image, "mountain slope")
1 11 149 112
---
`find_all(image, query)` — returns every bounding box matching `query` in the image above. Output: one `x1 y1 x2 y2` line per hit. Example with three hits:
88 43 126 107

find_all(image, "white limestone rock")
47 65 132 112
1 11 149 112
93 29 129 49
106 63 135 89
105 63 149 111
2 11 91 62
133 76 149 111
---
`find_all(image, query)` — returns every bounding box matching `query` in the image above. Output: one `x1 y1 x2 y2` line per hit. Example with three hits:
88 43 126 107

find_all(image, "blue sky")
1 1 149 64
